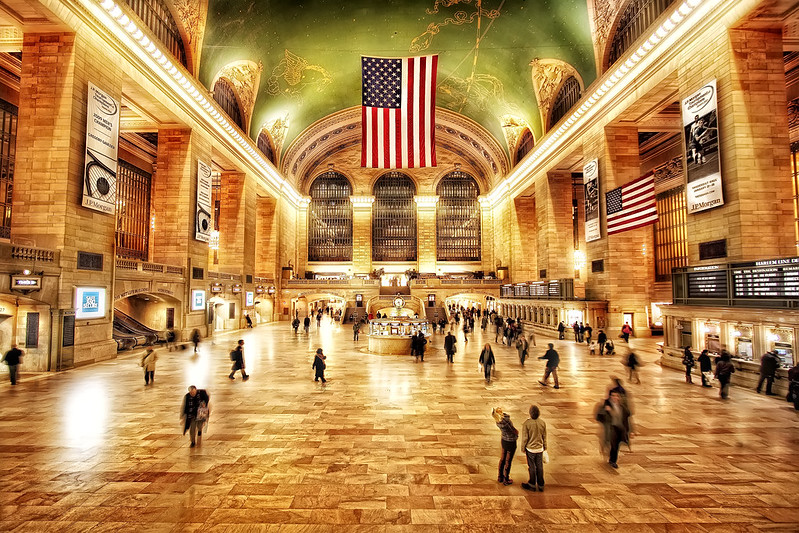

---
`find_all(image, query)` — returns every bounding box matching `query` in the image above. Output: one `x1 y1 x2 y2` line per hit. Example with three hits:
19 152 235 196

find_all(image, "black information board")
687 270 728 298
732 258 799 298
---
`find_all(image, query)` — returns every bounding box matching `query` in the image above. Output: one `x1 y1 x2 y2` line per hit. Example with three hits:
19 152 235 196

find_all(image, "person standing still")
1 344 23 385
191 329 201 353
557 321 565 340
416 331 428 362
682 347 695 384
516 335 529 366
698 349 712 387
585 323 593 345
538 343 560 389
353 320 361 341
140 348 158 385
312 348 327 383
229 339 249 381
519 404 547 491
444 330 457 363
756 351 780 396
492 408 518 485
479 344 495 383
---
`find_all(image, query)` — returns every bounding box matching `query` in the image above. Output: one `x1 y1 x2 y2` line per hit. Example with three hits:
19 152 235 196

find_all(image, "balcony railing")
115 258 184 277
3 244 58 263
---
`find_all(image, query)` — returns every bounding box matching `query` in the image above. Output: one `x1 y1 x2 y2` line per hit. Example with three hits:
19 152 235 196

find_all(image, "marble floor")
1 319 798 532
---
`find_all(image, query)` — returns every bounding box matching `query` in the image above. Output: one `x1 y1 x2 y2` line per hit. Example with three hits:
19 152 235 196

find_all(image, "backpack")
230 350 237 361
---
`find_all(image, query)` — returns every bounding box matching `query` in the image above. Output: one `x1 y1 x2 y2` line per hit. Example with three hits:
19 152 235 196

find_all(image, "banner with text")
195 160 212 242
682 79 723 214
82 83 120 214
583 159 601 242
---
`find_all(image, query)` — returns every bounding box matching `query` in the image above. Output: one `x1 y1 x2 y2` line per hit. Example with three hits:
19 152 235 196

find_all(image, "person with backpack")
682 347 695 384
714 352 736 399
538 343 560 389
140 348 158 385
181 385 210 448
312 348 327 383
229 339 249 381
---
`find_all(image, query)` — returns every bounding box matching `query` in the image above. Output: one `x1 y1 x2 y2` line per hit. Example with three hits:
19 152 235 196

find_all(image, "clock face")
393 296 405 308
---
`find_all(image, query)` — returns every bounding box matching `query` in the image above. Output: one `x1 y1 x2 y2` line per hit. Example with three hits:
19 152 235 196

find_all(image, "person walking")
1 344 23 385
191 329 201 353
714 352 735 399
756 351 780 396
603 390 633 468
621 323 632 343
444 330 457 363
557 321 565 340
572 322 580 342
479 343 495 383
625 352 641 384
597 330 607 355
415 331 428 362
492 408 518 486
494 316 504 343
682 347 695 384
585 323 593 345
229 339 249 381
303 315 311 334
519 404 547 491
698 349 712 387
578 322 585 343
140 348 158 385
538 343 560 389
181 385 209 448
516 335 529 366
462 320 470 344
312 348 327 383
316 311 322 328
292 316 300 333
352 320 361 341
245 313 253 328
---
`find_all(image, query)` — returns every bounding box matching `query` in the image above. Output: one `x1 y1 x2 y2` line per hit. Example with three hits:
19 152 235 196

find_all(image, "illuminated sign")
232 284 242 293
11 276 41 290
75 287 106 319
355 294 363 302
191 290 206 311
210 284 223 293
246 291 254 306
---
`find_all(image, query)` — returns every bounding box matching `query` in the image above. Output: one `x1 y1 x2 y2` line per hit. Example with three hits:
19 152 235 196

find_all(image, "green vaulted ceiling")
199 0 596 155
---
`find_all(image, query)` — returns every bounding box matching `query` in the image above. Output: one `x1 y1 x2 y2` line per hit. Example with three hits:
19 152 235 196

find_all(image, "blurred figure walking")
479 344 495 383
538 344 560 389
140 348 158 385
312 348 327 383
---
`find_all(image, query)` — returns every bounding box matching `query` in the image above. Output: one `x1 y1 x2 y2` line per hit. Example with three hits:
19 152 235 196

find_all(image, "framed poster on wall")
682 80 723 213
75 287 106 319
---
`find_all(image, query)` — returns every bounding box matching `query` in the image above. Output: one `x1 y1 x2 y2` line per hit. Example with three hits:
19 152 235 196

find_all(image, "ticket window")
731 325 753 361
704 322 721 354
767 327 794 367
678 320 692 348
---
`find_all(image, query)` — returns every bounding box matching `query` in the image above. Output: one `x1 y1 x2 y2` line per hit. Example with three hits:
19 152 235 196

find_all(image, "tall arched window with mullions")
308 172 353 262
436 171 481 261
212 78 244 131
372 172 417 262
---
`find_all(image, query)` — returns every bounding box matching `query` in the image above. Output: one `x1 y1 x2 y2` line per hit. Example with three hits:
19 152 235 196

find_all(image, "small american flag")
605 172 658 235
361 55 437 169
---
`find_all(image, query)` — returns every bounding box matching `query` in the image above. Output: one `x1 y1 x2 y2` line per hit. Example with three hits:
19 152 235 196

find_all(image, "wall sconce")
573 249 586 271
267 286 276 295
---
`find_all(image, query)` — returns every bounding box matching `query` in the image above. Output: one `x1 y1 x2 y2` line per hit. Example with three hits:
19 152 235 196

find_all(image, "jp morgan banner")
82 83 120 214
195 160 213 242
682 79 723 214
583 159 601 242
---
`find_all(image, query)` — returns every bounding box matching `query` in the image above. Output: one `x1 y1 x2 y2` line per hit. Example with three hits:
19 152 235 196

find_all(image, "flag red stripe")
418 56 427 167
361 106 367 166
607 217 658 235
371 107 378 168
395 105 402 169
608 207 658 226
382 108 390 168
430 55 438 166
406 58 415 168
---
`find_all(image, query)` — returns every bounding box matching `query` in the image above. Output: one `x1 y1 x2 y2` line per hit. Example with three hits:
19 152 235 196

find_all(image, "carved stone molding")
171 0 208 75
500 114 530 156
589 0 623 51
529 58 582 133
212 60 264 132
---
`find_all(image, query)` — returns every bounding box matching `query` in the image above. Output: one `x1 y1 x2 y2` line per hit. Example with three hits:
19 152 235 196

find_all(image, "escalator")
113 309 160 350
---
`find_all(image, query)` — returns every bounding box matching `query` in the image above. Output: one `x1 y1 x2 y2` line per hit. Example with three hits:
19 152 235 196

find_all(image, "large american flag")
605 172 658 235
361 55 437 169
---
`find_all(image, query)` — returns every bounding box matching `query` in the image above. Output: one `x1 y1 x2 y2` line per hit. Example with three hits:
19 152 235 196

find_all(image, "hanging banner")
82 83 120 214
583 159 601 242
195 160 212 242
682 79 723 214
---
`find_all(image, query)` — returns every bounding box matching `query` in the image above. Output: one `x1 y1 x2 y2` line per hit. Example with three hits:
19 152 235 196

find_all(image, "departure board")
548 280 561 297
686 269 728 298
732 258 799 298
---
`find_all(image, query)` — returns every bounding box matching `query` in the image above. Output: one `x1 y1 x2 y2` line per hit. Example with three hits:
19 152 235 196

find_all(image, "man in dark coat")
312 348 327 383
698 349 712 387
444 331 457 363
557 321 565 340
597 330 607 355
229 339 249 381
538 343 560 389
756 351 780 396
603 390 633 468
416 331 428 362
714 353 736 399
181 385 209 447
1 344 23 385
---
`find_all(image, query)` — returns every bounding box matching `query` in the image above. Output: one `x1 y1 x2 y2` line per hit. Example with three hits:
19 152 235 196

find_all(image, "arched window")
436 171 481 261
549 76 582 129
607 0 677 69
213 78 244 130
120 0 187 67
372 172 416 262
256 131 276 164
514 130 534 165
308 172 353 262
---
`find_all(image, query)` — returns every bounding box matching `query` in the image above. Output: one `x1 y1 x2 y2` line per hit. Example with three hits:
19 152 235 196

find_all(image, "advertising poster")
75 287 107 319
196 160 213 242
246 291 254 307
191 290 206 311
82 83 120 214
583 159 601 242
682 79 723 213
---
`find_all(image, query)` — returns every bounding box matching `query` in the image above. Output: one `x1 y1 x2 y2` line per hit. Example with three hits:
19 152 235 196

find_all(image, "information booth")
368 318 429 355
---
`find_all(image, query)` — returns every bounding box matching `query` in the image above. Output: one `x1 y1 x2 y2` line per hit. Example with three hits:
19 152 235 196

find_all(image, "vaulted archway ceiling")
199 0 596 158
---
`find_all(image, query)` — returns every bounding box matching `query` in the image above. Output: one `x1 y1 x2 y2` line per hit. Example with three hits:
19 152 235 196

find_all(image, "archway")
113 291 183 349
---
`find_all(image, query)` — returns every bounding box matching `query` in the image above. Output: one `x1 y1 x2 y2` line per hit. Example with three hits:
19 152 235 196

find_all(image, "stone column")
218 171 256 277
584 125 654 336
511 196 537 282
679 27 794 261
479 196 494 276
13 32 122 365
414 195 439 273
294 199 310 278
350 196 374 275
536 172 573 280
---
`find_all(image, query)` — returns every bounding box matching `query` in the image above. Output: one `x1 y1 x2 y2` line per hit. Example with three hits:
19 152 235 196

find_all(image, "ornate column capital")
414 195 439 209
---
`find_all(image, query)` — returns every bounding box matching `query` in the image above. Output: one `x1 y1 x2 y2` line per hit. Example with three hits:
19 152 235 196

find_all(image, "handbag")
703 371 715 384
196 401 209 422
542 450 549 464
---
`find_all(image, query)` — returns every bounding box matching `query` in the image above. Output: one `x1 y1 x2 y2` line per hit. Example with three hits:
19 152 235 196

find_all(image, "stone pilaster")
255 196 277 279
511 196 537 282
414 195 439 273
294 198 310 277
479 196 494 276
350 196 374 274
536 172 573 280
218 171 256 277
